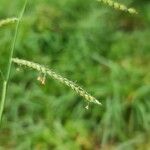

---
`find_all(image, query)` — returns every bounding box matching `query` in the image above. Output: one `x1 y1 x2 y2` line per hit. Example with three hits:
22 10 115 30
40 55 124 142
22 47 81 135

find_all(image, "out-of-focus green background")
0 0 150 149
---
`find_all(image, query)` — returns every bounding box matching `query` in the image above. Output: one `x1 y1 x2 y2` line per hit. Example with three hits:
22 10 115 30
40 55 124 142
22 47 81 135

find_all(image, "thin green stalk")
0 0 28 124
0 70 4 80
0 82 7 122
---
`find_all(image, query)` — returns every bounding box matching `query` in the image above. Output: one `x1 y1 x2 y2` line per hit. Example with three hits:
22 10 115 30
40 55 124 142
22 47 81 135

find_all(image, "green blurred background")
0 0 150 149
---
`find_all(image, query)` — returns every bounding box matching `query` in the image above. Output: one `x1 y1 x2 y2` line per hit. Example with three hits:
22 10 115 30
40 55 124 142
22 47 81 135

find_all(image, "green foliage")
0 0 150 149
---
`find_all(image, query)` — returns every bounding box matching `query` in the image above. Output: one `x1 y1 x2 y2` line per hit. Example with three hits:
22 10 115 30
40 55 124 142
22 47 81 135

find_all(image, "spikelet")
37 74 46 85
97 0 138 14
0 18 18 28
12 58 101 106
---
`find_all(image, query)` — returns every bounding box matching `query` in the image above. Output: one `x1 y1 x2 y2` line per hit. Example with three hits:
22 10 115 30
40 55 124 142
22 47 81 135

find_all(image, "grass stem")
0 0 28 124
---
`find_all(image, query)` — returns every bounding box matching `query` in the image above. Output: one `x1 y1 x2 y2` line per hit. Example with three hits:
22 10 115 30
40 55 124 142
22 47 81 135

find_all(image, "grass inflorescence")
12 58 101 106
97 0 138 14
0 18 18 28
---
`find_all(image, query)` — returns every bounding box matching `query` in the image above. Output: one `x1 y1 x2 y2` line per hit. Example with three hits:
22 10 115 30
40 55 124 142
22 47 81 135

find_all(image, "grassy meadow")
0 0 150 149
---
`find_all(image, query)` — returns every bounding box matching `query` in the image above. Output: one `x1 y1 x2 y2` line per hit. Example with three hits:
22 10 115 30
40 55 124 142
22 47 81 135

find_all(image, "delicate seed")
16 67 20 72
41 76 46 85
37 76 42 81
85 103 89 110
37 74 46 85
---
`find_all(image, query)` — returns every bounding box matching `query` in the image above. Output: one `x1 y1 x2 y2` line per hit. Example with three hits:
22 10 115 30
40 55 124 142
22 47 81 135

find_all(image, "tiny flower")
37 74 46 85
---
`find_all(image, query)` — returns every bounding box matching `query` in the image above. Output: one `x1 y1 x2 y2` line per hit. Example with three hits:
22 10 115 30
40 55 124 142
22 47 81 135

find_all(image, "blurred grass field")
0 0 150 149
